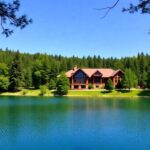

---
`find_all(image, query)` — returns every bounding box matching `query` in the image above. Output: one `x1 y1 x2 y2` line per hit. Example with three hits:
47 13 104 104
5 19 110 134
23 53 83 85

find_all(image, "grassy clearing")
0 89 150 97
68 89 150 97
0 89 53 96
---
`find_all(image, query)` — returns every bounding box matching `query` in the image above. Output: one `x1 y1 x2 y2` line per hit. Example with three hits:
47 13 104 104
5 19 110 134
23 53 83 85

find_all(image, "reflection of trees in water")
0 97 71 139
0 97 150 141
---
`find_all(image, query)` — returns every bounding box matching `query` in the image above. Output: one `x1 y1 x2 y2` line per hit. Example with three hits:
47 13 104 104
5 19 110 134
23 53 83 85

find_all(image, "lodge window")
94 77 100 83
74 71 86 84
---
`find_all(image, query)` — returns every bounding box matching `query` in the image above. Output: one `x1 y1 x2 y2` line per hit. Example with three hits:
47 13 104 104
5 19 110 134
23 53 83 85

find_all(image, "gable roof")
111 69 124 77
66 68 123 78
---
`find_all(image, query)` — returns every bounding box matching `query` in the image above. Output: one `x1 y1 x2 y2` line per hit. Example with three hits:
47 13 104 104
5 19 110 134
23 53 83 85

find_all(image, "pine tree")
24 68 32 88
147 65 150 89
122 69 138 89
105 79 114 91
9 51 24 91
56 73 70 95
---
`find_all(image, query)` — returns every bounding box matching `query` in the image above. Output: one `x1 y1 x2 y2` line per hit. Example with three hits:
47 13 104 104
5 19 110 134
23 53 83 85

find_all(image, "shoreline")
0 95 150 99
0 89 150 98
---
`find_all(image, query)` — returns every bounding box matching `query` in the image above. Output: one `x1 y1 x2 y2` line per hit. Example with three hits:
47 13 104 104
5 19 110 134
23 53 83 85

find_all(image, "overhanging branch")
95 0 120 18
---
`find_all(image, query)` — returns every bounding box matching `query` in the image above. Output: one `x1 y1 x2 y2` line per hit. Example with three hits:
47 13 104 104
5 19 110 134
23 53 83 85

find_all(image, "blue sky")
0 0 150 57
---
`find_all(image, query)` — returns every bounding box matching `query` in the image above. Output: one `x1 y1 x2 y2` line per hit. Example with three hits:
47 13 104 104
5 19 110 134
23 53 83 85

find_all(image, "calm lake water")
0 96 150 150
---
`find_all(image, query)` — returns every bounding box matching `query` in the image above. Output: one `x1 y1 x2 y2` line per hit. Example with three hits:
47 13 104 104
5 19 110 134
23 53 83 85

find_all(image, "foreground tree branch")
0 0 32 37
97 0 150 18
95 0 120 18
123 0 150 14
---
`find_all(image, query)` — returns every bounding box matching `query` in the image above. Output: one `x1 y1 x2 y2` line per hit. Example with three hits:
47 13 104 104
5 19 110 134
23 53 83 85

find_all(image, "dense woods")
0 49 149 92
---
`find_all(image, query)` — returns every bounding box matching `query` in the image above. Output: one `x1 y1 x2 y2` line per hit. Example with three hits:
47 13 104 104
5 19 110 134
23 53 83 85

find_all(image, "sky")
0 0 150 58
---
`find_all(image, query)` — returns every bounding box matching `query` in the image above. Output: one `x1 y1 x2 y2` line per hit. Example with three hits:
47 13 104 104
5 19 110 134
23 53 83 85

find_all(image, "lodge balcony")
71 80 104 89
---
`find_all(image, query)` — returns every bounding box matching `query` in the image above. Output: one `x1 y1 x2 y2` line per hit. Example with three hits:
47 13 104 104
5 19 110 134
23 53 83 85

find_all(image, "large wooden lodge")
66 66 124 89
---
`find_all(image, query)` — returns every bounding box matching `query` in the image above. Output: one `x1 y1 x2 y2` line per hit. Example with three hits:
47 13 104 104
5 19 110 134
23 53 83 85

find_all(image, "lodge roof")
66 68 123 78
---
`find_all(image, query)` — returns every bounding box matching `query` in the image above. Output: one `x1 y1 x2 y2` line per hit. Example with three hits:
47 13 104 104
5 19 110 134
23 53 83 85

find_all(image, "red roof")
66 68 123 78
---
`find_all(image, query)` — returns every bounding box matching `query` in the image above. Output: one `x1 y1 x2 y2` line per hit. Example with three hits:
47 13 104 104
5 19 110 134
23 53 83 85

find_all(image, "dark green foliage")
32 60 42 88
24 69 32 88
0 63 9 76
123 0 150 14
147 65 150 88
49 79 56 90
105 79 114 91
0 62 9 91
122 69 138 89
9 51 24 91
0 49 149 90
56 73 70 95
0 0 32 37
32 70 42 89
0 75 9 91
115 80 123 89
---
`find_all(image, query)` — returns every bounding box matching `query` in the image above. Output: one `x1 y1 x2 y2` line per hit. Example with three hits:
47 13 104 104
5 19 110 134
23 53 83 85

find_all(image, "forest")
0 48 150 92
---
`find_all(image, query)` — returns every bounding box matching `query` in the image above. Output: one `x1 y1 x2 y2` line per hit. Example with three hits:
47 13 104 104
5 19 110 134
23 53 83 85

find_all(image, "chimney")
73 65 77 71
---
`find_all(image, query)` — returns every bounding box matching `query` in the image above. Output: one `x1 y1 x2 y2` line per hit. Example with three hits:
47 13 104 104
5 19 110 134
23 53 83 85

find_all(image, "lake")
0 96 150 150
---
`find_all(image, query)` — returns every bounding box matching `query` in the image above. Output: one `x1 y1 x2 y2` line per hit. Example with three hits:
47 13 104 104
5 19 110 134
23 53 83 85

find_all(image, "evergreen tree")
49 79 56 90
122 69 138 89
32 60 42 88
0 63 9 91
0 49 149 91
56 73 70 95
138 52 146 87
105 79 114 91
32 71 42 89
9 51 24 91
0 63 9 76
24 68 32 88
41 61 51 85
0 76 9 91
60 59 67 72
147 65 150 89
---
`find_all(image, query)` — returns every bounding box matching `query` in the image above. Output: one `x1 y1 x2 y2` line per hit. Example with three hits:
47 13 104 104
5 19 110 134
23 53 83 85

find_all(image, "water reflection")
0 96 150 150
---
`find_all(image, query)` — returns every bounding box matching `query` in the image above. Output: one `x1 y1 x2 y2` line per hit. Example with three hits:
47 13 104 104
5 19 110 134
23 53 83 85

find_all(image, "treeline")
0 48 150 91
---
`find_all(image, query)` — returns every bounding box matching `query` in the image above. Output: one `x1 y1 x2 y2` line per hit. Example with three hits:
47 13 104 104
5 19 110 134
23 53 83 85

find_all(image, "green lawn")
68 89 150 97
0 89 150 97
0 89 53 96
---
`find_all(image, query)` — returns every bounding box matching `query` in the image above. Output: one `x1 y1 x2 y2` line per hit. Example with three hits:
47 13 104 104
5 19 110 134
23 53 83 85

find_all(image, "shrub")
49 79 56 90
56 73 70 95
22 89 28 95
40 85 47 96
105 79 114 91
88 84 94 89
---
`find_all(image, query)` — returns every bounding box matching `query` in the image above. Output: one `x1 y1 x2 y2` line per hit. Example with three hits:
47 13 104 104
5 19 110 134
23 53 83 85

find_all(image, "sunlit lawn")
0 89 150 97
68 89 150 97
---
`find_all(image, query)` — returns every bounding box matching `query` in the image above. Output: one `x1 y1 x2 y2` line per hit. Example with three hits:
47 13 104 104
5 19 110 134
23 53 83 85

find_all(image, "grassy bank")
0 89 53 97
0 89 150 97
68 90 150 97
